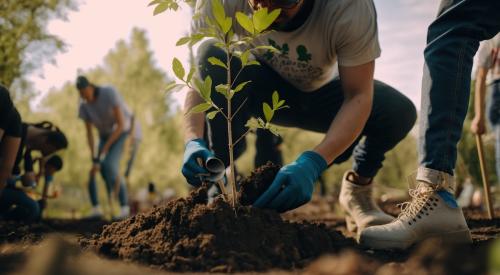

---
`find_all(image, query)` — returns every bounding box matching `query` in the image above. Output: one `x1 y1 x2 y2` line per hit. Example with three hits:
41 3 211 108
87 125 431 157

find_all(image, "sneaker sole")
360 229 472 250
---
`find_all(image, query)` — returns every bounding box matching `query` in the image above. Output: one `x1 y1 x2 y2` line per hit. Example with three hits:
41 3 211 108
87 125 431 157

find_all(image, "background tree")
0 0 77 90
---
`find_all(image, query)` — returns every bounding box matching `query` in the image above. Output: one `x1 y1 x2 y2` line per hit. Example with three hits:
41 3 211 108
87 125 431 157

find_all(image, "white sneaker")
339 171 394 235
84 206 103 220
114 205 130 220
359 182 472 250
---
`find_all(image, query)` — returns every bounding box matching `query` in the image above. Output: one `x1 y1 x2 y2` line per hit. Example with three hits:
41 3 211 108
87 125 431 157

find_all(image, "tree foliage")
0 0 77 88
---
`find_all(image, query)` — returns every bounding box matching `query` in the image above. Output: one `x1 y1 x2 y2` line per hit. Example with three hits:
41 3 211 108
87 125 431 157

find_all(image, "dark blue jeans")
88 132 129 207
418 0 500 183
0 187 40 222
199 42 417 178
489 80 500 185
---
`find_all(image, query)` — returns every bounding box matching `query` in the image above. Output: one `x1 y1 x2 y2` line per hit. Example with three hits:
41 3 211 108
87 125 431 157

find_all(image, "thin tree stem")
233 129 251 147
226 46 237 208
231 97 248 120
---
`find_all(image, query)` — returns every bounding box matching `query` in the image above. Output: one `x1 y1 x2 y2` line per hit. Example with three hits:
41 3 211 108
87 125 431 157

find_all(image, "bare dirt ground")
0 164 498 275
0 198 498 275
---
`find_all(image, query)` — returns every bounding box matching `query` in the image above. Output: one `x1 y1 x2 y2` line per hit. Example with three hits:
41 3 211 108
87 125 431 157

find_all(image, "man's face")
247 0 303 27
78 86 93 101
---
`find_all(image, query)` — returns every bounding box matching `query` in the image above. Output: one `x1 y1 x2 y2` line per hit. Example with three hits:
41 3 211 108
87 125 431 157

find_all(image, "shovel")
475 134 494 219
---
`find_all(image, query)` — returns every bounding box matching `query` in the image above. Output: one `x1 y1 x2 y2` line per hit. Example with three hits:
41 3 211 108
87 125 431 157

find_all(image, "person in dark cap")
76 75 137 219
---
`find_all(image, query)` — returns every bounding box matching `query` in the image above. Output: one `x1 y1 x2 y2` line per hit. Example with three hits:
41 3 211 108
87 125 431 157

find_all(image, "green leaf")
153 2 169 15
255 45 280 54
189 34 205 46
208 57 227 69
247 60 260 66
240 50 251 66
207 110 219 120
164 81 184 92
263 102 274 122
211 0 227 32
222 17 232 34
187 102 212 114
234 81 251 93
253 7 281 33
148 0 162 7
176 36 191 46
236 12 254 34
165 81 186 92
277 99 286 108
186 67 196 83
215 84 229 97
172 58 185 81
193 78 208 101
203 75 212 100
272 91 279 109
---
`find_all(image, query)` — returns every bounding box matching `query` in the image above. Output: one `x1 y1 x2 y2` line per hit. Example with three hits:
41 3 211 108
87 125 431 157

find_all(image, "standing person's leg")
100 133 129 208
85 138 105 218
87 172 99 206
124 139 140 179
360 0 500 250
495 126 500 187
489 81 500 186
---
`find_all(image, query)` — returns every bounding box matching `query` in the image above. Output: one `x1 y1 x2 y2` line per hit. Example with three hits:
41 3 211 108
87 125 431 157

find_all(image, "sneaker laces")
397 183 436 220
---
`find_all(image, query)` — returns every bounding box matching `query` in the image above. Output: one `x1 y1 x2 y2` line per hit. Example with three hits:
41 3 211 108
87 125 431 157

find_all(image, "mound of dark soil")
238 162 281 205
83 164 353 272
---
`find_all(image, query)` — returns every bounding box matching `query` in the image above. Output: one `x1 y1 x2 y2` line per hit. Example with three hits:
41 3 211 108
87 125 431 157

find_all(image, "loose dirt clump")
83 164 353 272
238 161 281 205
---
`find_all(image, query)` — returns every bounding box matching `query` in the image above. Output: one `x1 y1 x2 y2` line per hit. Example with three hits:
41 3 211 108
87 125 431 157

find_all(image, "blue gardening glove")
254 151 327 213
182 138 214 186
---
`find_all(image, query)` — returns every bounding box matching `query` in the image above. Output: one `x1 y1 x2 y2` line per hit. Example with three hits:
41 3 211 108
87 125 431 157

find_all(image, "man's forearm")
313 91 373 164
184 88 206 142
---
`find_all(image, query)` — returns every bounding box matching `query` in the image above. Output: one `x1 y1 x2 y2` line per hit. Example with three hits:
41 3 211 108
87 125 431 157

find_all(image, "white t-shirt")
78 86 132 138
192 0 381 92
477 32 500 83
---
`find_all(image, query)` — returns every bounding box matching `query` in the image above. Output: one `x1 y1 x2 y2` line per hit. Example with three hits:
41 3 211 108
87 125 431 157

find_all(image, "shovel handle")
475 134 494 219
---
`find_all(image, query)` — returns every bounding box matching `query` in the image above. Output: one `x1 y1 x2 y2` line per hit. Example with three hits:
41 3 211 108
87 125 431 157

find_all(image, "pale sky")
29 0 439 110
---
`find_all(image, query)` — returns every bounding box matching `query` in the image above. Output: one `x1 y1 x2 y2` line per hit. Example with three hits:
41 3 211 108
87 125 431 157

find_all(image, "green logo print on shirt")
265 39 290 60
296 45 311 62
264 39 311 63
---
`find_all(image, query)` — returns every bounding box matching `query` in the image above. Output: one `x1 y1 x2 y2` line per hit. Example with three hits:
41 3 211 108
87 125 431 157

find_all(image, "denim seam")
439 41 467 173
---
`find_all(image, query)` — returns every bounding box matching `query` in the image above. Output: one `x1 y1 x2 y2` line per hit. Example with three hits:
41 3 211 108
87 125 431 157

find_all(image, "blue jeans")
88 132 128 207
418 0 500 184
124 138 140 178
0 187 40 222
199 42 417 178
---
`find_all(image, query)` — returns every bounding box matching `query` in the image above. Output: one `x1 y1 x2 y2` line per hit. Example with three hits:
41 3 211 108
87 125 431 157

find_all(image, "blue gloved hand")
182 138 214 186
254 151 327 213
